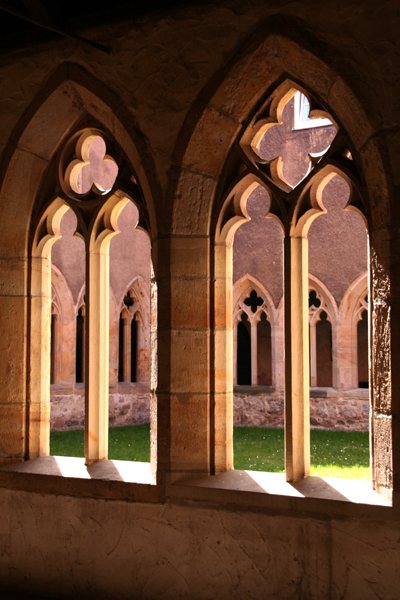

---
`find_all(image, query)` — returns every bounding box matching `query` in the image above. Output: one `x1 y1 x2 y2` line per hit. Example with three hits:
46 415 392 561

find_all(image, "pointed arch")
118 275 150 383
339 272 369 327
232 274 279 389
174 30 388 483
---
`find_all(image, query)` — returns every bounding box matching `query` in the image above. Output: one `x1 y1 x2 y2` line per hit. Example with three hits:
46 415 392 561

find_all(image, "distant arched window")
358 309 369 388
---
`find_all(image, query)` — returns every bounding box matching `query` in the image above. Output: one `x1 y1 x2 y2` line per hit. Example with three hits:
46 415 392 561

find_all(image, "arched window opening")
131 317 137 383
316 311 332 387
358 309 369 388
217 80 371 482
50 314 56 385
237 313 251 385
109 198 151 454
257 312 272 386
118 313 124 382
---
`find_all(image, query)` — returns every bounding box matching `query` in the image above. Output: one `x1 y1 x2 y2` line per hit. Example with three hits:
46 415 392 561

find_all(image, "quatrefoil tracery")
64 132 118 198
216 81 365 244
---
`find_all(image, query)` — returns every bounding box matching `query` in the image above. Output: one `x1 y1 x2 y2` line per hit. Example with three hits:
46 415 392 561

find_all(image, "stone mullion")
213 243 233 474
29 255 52 458
233 320 238 386
284 235 310 482
309 322 317 387
84 245 110 464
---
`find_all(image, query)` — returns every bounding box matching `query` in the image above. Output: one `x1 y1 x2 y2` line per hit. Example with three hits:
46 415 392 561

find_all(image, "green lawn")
50 425 370 480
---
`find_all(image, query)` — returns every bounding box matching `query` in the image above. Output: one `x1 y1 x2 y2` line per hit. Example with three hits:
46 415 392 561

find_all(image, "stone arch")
119 275 150 330
308 275 338 327
233 274 276 327
308 276 337 388
336 272 369 391
0 66 159 462
169 33 387 238
118 276 150 383
1 63 158 253
180 30 388 480
232 274 279 388
339 272 369 328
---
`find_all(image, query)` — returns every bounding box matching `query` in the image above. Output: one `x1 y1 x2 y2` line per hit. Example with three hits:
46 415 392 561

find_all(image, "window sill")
0 459 395 520
0 456 159 503
168 470 395 520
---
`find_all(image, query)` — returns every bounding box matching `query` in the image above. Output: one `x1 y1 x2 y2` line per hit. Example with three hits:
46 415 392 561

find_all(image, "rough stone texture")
234 388 369 432
50 384 150 431
0 487 399 600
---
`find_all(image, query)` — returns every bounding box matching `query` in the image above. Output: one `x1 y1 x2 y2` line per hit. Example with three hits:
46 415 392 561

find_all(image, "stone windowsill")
0 457 395 520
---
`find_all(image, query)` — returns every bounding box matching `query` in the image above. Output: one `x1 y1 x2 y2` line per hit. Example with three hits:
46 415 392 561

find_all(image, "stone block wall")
234 387 369 431
51 384 368 432
50 383 150 431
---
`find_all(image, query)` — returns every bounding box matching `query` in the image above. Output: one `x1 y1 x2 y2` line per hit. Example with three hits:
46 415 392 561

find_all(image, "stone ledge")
234 385 276 395
0 459 395 521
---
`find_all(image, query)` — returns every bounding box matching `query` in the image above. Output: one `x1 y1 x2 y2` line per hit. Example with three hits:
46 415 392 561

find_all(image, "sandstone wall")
51 386 368 433
0 487 398 600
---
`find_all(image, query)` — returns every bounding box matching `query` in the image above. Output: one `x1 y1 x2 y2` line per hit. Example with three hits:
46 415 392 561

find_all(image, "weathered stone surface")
234 388 369 431
50 384 150 431
0 487 399 600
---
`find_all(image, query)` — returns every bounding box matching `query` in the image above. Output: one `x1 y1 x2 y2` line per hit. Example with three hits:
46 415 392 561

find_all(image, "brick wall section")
233 387 369 432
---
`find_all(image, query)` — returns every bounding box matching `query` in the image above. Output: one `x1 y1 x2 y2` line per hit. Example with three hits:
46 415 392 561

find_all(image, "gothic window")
308 288 334 388
118 287 147 384
358 308 369 388
31 129 150 464
316 311 332 388
234 283 273 388
257 312 272 386
76 304 85 384
217 79 369 482
237 313 251 385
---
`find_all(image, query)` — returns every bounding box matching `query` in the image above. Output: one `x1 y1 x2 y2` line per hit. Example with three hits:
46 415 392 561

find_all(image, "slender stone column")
309 322 317 387
123 318 131 382
336 324 358 389
85 244 110 463
29 254 52 457
233 321 238 386
81 310 86 383
251 322 258 386
284 235 310 481
213 242 233 473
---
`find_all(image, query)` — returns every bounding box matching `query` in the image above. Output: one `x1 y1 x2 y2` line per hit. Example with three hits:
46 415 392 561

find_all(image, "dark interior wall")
0 487 398 600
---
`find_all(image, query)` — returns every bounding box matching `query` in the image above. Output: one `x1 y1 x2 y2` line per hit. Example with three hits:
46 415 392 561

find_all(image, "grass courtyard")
50 424 370 479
